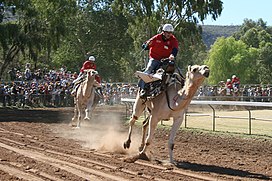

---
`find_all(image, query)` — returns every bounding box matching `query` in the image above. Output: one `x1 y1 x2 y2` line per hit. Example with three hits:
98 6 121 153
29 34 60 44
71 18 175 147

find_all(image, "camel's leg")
84 103 91 122
139 115 159 159
71 97 78 124
123 97 145 149
77 104 83 128
84 103 91 121
139 116 149 151
168 111 185 163
84 90 95 120
70 98 78 126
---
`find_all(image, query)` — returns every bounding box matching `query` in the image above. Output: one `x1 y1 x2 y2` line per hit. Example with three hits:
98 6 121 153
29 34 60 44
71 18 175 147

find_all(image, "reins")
164 69 185 111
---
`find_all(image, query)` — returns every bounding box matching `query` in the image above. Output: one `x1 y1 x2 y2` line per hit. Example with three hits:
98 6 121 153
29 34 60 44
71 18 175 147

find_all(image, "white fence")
121 98 272 135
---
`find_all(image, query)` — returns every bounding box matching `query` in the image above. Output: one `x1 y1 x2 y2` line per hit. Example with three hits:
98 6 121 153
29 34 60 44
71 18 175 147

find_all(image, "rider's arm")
171 47 178 57
169 48 178 60
170 37 179 60
142 34 158 50
142 42 149 50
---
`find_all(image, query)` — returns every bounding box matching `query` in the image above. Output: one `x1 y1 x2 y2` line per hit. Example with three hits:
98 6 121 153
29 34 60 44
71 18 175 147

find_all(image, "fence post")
208 104 216 131
246 108 252 135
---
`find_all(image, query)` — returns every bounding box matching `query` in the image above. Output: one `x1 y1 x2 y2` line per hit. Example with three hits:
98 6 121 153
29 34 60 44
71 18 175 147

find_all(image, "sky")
202 0 272 26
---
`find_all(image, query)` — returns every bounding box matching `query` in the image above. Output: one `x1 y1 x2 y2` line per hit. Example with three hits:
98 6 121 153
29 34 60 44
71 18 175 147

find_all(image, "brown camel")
123 65 210 163
71 69 98 128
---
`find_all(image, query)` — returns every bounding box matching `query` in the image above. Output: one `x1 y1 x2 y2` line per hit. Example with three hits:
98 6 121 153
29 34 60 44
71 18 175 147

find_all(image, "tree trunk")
0 44 20 80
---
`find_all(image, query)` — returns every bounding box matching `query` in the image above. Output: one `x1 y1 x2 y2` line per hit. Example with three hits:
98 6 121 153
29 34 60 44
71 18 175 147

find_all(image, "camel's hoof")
123 141 131 149
138 152 150 161
84 117 90 121
123 154 139 163
138 146 144 152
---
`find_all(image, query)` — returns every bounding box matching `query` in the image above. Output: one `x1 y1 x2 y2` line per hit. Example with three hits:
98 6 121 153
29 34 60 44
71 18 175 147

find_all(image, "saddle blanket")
134 71 162 83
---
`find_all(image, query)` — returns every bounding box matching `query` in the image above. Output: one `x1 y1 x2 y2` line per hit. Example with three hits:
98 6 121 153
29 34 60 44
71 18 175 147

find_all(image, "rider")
139 23 179 98
71 56 102 96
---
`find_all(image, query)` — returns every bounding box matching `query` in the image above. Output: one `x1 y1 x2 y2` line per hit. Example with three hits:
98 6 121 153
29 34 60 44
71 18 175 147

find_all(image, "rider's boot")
139 83 149 99
97 87 103 97
71 84 79 96
160 73 167 91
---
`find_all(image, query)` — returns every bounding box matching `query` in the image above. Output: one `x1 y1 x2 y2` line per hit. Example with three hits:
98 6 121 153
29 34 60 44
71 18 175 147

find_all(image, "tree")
52 1 135 82
258 42 272 84
205 37 259 85
0 0 77 78
229 18 272 84
112 0 223 70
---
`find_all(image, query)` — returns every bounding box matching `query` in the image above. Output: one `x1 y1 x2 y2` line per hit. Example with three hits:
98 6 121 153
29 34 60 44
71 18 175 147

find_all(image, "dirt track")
0 106 271 181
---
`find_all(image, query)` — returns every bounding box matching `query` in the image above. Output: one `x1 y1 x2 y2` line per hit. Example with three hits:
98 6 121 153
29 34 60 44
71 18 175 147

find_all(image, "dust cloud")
59 112 142 155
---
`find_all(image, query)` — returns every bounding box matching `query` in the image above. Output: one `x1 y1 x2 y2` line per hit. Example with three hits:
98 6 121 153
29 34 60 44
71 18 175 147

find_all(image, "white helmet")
89 56 95 61
162 24 174 32
232 75 236 78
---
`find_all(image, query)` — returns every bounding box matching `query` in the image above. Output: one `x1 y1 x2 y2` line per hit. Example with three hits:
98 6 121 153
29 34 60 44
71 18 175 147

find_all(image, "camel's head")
187 65 210 81
85 69 98 78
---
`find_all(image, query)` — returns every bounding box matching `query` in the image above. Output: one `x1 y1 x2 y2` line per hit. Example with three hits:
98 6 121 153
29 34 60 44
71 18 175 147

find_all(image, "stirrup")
139 89 147 99
71 90 76 96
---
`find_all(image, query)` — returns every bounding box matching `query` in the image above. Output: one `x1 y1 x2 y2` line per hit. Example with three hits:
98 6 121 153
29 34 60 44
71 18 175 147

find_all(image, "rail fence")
121 98 272 136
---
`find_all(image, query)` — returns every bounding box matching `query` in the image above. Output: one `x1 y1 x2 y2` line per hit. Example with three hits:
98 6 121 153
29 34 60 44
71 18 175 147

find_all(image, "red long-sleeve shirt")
147 33 178 60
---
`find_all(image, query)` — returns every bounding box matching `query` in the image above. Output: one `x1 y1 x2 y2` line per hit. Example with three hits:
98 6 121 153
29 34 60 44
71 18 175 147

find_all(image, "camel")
71 69 98 128
123 65 210 163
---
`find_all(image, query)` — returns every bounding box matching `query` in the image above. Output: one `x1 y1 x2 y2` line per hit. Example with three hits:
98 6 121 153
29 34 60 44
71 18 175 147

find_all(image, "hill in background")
201 25 240 49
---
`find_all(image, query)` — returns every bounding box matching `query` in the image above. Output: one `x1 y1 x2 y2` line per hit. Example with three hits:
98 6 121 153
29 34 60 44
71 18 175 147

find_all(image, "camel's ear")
187 65 191 72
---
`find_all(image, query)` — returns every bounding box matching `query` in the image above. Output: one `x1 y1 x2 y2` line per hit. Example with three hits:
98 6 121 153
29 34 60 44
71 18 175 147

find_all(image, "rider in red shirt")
79 57 101 84
71 56 102 95
139 23 179 98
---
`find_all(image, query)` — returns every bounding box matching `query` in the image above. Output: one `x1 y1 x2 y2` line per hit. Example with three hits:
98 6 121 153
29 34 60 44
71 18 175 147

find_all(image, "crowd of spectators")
0 64 139 108
0 66 271 109
197 84 272 102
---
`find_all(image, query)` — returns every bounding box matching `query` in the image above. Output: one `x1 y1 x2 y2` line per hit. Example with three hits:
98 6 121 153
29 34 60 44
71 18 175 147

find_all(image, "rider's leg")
71 72 84 96
139 59 160 98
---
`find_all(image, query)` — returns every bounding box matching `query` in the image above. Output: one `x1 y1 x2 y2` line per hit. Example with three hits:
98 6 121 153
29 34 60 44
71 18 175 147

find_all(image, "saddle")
136 59 185 99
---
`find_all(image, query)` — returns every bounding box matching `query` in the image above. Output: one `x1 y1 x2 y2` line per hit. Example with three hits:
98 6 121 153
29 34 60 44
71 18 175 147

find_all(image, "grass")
184 109 272 137
126 109 272 139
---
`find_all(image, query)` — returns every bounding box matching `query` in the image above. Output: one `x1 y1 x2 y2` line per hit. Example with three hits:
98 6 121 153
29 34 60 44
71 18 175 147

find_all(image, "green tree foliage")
1 0 225 82
52 2 134 82
112 0 223 71
233 18 272 84
206 18 272 85
205 37 258 84
0 0 77 78
258 42 272 84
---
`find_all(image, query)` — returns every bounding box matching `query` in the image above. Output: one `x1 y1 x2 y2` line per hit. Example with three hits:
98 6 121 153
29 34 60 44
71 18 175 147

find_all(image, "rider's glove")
169 54 175 60
142 43 149 50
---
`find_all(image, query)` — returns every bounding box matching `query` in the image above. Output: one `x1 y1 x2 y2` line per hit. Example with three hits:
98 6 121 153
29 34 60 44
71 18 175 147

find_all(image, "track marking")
0 163 45 181
0 142 129 181
1 137 166 181
0 128 224 180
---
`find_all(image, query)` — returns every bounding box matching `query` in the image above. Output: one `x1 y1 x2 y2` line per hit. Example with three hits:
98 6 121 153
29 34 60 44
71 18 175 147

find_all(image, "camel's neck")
83 77 95 96
175 78 204 109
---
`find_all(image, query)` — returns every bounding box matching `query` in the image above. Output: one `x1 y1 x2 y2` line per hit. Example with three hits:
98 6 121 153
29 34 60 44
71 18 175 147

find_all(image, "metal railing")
120 98 272 136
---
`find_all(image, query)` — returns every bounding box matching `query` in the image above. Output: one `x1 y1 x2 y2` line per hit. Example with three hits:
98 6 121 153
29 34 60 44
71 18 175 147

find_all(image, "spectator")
0 84 5 106
225 79 233 96
231 75 240 89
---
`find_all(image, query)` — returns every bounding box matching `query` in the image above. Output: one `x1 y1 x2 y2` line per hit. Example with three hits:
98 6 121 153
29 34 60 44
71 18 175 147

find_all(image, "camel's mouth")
203 71 210 78
200 66 210 78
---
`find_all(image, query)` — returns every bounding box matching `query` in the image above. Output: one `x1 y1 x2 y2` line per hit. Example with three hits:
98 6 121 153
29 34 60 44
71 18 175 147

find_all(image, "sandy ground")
0 105 271 181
